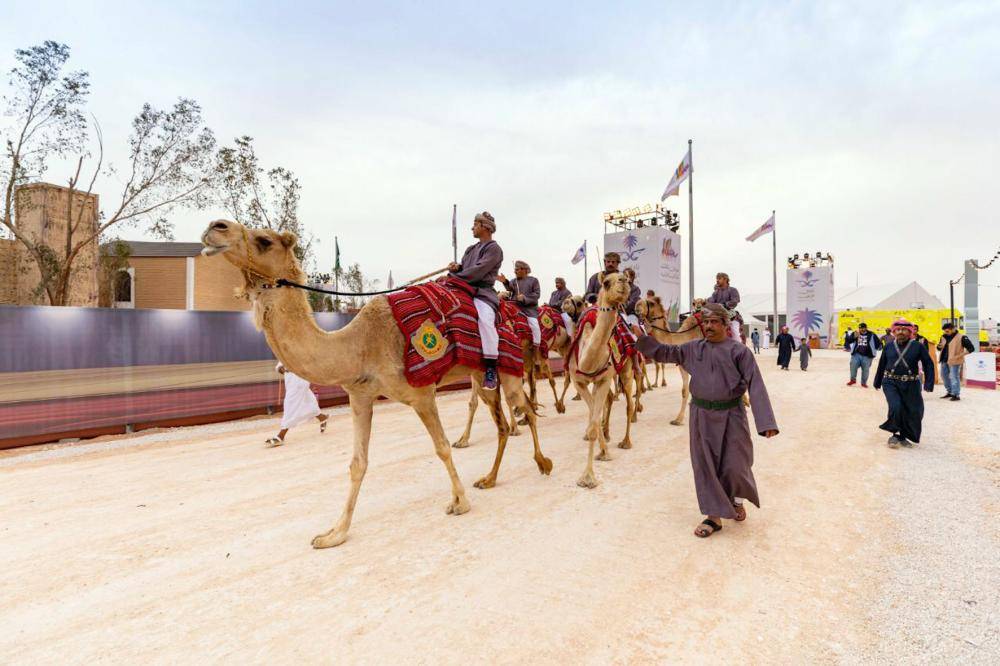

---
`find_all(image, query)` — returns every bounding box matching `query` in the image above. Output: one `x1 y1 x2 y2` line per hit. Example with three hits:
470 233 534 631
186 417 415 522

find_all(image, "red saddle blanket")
537 305 566 358
387 278 524 387
566 306 638 375
499 300 532 344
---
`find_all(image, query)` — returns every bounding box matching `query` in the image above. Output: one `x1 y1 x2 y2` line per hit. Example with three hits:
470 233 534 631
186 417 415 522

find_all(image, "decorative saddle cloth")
566 306 638 377
387 277 524 388
537 305 567 358
499 300 532 345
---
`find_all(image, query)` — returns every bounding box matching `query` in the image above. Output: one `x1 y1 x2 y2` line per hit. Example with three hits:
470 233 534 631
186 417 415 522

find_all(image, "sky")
3 0 999 318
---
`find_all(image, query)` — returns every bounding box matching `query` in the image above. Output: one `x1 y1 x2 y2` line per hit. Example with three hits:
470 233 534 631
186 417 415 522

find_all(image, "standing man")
548 277 575 335
706 272 743 340
762 329 771 350
499 261 542 347
873 319 935 448
622 267 642 327
843 327 854 350
775 325 797 370
585 252 621 302
936 322 975 401
265 363 329 447
880 327 893 349
448 211 503 390
750 329 761 354
846 322 881 387
632 304 778 538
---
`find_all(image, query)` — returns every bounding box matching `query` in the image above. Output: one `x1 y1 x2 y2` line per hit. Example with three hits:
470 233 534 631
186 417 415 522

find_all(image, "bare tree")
213 135 313 264
1 41 216 305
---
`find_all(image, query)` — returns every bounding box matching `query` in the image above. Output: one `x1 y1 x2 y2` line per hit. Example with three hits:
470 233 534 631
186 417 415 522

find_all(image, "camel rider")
707 272 743 340
499 261 542 346
448 211 503 390
585 252 620 303
622 267 642 328
548 277 575 336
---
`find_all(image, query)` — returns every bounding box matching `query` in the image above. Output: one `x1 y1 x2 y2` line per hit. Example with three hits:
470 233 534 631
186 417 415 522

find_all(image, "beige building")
108 241 250 311
0 182 100 306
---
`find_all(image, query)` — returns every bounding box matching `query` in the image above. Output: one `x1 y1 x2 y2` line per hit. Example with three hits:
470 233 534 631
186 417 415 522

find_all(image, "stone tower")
13 182 100 306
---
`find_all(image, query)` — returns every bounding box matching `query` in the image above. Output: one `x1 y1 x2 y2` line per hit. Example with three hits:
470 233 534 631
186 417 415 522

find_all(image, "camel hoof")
577 472 599 489
510 428 522 438
571 395 582 401
536 456 553 475
630 415 638 423
596 450 612 462
446 497 471 515
637 403 644 413
312 530 348 549
452 439 470 449
474 476 496 489
555 402 566 414
517 417 528 426
670 419 683 426
618 440 632 449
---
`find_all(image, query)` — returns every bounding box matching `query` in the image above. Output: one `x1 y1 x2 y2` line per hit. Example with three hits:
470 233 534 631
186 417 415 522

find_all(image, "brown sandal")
694 519 722 538
733 504 747 521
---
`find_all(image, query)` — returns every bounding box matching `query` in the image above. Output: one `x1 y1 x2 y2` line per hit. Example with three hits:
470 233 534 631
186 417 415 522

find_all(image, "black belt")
691 396 742 410
885 372 920 382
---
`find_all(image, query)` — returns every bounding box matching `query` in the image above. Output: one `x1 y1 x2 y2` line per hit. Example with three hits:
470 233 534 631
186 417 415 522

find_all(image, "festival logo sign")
786 265 834 343
604 226 681 323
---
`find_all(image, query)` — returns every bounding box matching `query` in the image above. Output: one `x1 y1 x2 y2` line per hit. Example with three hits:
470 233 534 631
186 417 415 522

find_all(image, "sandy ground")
2 349 998 664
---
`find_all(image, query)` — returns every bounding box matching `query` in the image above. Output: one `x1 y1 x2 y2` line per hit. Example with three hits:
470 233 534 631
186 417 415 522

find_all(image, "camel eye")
255 237 273 251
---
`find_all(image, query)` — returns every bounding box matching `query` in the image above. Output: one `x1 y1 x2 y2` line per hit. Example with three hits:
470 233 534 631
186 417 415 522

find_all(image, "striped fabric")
387 278 524 387
536 305 566 358
566 307 638 375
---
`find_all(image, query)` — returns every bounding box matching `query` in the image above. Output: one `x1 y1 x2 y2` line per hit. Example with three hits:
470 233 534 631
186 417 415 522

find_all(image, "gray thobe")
585 269 618 302
625 284 641 315
502 276 541 317
707 286 741 310
635 335 778 519
449 240 503 309
548 287 572 308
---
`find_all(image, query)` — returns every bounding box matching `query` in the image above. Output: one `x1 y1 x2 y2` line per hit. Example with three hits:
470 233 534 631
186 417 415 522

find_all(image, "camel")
568 273 637 488
635 298 669 388
201 220 552 548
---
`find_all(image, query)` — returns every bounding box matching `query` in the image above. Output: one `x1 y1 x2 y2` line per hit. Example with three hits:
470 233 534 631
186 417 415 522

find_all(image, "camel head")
200 219 305 293
691 297 706 311
598 272 630 307
561 295 584 319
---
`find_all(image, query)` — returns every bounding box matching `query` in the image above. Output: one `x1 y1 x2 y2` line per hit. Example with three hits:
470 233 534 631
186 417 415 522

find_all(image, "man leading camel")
632 303 778 538
448 211 503 390
500 260 542 347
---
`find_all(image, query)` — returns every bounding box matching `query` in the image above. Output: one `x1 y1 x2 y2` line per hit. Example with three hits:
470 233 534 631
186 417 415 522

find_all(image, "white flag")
387 270 394 289
571 240 587 265
746 214 775 242
660 147 693 200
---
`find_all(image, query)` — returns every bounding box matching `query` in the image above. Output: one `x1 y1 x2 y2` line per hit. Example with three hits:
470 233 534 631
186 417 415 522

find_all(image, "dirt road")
2 350 997 663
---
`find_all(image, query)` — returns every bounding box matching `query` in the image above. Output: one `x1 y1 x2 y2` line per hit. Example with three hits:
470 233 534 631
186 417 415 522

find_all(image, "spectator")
936 322 975 401
846 322 881 387
751 329 761 354
843 327 853 350
799 338 812 370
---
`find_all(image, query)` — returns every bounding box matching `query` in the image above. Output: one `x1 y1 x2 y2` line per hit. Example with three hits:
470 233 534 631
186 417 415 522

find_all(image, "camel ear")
279 231 297 249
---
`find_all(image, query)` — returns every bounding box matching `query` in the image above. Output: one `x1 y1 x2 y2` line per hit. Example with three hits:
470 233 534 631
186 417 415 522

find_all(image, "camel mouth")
201 243 228 256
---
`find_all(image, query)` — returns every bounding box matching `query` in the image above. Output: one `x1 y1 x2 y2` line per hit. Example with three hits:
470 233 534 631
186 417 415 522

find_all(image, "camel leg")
452 388 479 448
558 369 573 411
506 377 552 476
415 397 471 516
633 365 644 418
579 380 610 487
597 388 613 460
659 363 668 387
473 386 512 489
507 395 522 437
542 360 564 414
618 370 635 449
311 395 375 549
671 367 690 425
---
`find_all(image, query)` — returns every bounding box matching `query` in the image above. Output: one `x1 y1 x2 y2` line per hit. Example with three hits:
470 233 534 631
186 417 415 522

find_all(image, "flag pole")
772 210 778 337
687 138 695 309
583 240 588 294
451 204 458 263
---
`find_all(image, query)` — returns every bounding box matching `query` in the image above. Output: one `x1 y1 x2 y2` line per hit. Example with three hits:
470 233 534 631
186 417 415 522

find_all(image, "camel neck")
255 287 363 386
578 306 617 374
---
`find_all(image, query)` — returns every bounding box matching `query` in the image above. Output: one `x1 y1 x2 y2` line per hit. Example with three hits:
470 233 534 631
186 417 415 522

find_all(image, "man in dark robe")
632 303 778 538
775 325 796 370
585 252 620 302
499 260 542 346
706 272 743 340
873 319 935 447
622 267 642 327
447 211 503 390
547 277 572 308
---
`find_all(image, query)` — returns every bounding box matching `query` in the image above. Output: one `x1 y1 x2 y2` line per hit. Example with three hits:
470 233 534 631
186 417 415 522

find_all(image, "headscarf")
699 302 730 323
891 318 915 335
474 211 496 232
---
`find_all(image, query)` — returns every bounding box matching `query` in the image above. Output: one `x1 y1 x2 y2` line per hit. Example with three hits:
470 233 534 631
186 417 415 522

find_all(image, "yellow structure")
837 309 988 344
